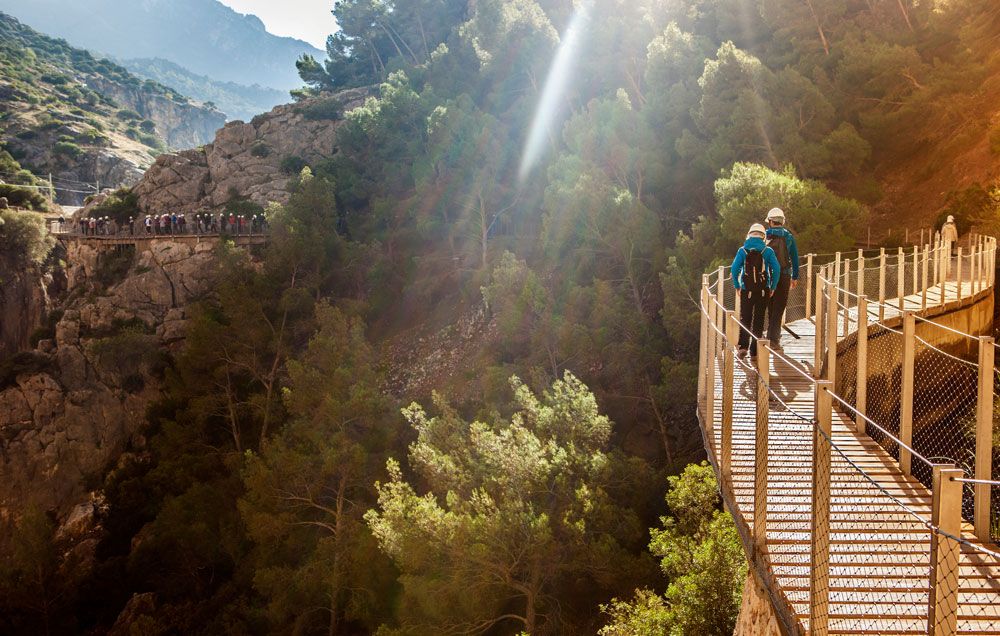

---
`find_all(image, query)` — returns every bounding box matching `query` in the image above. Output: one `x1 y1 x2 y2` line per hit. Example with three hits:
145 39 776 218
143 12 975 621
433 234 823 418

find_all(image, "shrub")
52 141 84 159
90 187 139 224
280 155 308 175
116 108 142 121
139 119 156 133
91 249 135 292
124 127 140 141
250 143 269 157
0 184 49 210
295 97 343 121
28 310 63 348
139 133 164 150
0 352 53 391
15 129 37 140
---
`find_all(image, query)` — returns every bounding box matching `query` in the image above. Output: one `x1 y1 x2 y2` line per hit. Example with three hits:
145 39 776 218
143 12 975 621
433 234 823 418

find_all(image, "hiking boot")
737 348 748 359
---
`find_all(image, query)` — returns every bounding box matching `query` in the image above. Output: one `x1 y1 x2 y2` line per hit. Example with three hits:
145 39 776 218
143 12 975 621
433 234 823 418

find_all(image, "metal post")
976 336 995 540
913 244 919 301
928 465 964 636
810 380 834 636
956 247 963 304
722 311 735 489
814 265 825 378
900 311 916 476
857 249 865 300
878 248 886 322
806 254 814 320
826 279 838 385
856 295 868 434
897 246 905 311
922 244 929 311
754 340 770 561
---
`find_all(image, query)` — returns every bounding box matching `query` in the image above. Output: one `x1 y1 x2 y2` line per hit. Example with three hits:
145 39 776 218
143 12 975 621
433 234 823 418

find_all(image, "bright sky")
216 0 338 50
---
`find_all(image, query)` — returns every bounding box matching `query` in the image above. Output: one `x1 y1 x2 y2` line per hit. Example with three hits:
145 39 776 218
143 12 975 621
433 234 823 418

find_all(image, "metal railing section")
697 232 1000 636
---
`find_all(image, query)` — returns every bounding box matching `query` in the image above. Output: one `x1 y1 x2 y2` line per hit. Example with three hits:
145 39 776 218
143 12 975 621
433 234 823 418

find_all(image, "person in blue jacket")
764 207 799 348
732 223 780 359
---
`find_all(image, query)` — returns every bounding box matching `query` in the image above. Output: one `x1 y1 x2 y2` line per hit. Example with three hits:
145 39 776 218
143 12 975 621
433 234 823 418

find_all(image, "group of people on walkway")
72 212 269 238
731 207 799 361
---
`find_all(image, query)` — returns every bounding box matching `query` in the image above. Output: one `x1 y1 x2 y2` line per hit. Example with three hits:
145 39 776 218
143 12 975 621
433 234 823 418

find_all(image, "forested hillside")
2 0 1000 635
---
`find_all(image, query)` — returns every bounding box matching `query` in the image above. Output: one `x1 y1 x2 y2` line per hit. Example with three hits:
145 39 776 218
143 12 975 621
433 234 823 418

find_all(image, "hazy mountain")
0 0 324 92
119 57 287 122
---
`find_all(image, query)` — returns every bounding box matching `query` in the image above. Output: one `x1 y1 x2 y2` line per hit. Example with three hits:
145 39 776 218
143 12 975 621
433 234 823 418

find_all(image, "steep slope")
0 0 323 92
0 13 225 203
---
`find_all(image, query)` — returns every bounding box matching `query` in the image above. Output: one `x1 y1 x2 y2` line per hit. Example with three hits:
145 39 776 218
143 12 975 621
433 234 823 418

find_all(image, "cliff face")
0 239 217 520
0 264 53 360
86 77 226 148
132 88 372 214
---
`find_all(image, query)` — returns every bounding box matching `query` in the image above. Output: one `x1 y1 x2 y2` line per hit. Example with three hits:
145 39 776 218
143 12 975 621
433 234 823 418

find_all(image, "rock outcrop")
0 264 54 360
0 239 217 520
133 88 372 215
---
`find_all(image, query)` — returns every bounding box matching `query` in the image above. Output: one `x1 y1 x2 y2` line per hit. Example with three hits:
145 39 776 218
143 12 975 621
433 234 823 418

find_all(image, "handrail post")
826 279 838 385
900 311 916 476
806 254 814 320
879 247 886 322
722 311 736 489
753 341 771 563
928 465 964 636
976 335 995 540
956 246 964 304
913 244 919 301
857 249 865 300
814 265 825 378
810 380 834 636
897 246 905 311
856 295 868 433
922 243 929 311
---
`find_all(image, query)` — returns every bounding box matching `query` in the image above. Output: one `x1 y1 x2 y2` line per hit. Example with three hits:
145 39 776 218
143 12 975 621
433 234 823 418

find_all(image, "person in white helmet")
764 207 799 347
941 214 959 278
732 223 780 359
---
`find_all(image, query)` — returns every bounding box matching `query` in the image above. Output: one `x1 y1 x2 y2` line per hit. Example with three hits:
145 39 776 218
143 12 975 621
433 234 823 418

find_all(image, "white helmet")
947 215 955 222
747 223 766 239
766 207 785 224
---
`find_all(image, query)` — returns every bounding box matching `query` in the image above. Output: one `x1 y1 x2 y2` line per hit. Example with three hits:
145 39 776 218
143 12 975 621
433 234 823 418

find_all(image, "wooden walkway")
708 279 1000 635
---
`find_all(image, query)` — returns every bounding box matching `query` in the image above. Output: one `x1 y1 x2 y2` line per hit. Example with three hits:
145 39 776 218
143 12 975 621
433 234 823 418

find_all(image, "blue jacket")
732 237 780 291
765 226 799 279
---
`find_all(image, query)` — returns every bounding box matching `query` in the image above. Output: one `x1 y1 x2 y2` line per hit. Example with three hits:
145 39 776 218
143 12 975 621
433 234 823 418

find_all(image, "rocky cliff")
86 77 226 149
133 88 371 214
0 264 55 361
0 238 218 520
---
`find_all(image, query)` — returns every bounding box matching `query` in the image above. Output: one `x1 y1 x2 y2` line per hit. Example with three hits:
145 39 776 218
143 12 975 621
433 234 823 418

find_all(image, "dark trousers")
767 273 792 344
738 288 769 356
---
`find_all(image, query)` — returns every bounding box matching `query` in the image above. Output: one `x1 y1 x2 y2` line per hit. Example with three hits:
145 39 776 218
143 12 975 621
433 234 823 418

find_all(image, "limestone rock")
108 592 158 636
134 88 372 216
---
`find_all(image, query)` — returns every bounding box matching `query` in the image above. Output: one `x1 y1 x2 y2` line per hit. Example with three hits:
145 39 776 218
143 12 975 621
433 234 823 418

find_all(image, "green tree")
366 372 650 635
241 302 399 635
599 462 746 636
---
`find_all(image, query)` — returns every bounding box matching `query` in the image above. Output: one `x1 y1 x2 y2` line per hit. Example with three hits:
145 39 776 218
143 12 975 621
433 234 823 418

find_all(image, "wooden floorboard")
705 279 1000 634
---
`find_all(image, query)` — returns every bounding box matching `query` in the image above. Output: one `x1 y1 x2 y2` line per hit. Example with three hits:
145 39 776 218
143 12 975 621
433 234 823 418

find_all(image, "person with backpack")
764 207 799 349
733 223 780 359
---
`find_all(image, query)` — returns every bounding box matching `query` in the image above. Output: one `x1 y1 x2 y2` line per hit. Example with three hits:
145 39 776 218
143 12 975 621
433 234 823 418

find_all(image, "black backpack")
742 249 769 292
768 230 790 270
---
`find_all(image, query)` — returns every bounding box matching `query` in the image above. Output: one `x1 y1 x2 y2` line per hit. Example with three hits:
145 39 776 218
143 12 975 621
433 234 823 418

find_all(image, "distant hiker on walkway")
129 216 135 236
732 223 780 360
145 216 152 235
941 214 959 278
764 207 799 349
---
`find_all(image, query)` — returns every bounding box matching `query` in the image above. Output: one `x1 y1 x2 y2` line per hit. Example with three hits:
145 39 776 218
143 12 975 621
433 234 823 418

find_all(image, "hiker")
764 207 799 349
129 216 135 236
732 223 780 360
145 215 152 235
941 215 958 278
